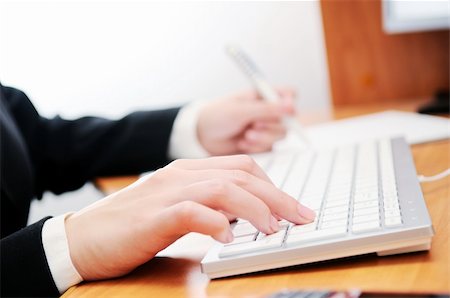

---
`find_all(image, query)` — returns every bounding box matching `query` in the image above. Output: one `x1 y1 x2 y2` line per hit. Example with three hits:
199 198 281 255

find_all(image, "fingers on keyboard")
179 165 313 227
181 179 277 234
162 201 232 243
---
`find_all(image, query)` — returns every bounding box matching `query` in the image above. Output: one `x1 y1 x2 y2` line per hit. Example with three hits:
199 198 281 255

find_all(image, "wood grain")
320 0 449 106
65 102 449 297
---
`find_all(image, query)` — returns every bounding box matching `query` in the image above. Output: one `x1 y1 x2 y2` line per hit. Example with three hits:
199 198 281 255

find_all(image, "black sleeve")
3 86 180 197
0 217 60 297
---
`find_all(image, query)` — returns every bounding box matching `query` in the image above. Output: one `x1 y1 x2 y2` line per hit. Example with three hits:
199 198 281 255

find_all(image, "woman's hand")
65 155 315 281
197 88 296 155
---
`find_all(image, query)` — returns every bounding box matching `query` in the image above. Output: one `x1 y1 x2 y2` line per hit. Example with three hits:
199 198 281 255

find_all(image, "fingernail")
226 229 234 243
297 204 316 221
218 228 234 243
270 216 280 233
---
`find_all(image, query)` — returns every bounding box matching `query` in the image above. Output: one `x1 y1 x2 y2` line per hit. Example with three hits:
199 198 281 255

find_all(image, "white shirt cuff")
169 101 211 159
42 213 83 294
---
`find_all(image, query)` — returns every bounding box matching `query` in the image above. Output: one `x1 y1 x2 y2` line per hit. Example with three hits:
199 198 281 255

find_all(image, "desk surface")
64 101 449 297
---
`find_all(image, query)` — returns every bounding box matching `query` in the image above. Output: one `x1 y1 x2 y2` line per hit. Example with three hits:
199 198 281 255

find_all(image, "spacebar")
286 227 347 246
219 238 282 258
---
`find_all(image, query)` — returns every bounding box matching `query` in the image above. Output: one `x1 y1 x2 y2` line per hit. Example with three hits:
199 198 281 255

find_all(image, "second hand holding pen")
226 45 311 147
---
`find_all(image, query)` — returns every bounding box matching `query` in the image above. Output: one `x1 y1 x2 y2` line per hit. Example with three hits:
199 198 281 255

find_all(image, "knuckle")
235 154 256 172
206 179 230 199
175 201 197 224
231 169 251 185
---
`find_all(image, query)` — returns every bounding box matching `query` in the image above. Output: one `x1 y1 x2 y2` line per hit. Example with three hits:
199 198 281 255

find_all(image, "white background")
0 1 331 118
0 0 331 222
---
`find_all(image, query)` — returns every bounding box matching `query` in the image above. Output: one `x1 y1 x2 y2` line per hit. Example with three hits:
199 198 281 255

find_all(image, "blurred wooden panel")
320 0 449 106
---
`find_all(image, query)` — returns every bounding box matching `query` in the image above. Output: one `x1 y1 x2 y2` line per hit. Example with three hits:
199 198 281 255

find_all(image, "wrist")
65 213 90 280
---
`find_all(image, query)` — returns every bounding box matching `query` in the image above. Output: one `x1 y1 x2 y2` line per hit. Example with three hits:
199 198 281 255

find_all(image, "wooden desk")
64 101 449 297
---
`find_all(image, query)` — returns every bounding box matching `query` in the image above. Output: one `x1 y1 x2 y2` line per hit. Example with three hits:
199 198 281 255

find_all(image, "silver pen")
226 45 311 146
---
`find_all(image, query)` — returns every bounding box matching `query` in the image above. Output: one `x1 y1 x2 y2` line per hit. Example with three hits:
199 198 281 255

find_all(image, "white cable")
418 168 450 183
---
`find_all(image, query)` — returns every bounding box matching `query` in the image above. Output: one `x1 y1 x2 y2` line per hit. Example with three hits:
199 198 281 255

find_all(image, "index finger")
185 168 316 226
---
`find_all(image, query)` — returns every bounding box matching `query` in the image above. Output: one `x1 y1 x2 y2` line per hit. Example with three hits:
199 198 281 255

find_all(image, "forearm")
0 218 60 297
35 108 180 195
3 85 181 196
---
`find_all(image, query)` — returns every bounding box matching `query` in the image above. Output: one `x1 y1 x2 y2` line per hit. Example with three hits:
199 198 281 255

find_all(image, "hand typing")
65 155 315 281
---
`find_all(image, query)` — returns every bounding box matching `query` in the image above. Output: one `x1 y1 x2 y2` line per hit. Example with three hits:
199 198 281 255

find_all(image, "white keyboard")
201 137 433 278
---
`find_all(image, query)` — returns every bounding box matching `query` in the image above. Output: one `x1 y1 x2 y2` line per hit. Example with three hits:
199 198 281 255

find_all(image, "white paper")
277 110 450 150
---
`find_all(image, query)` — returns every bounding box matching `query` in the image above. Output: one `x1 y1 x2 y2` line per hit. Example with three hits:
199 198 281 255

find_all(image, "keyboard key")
325 199 350 208
354 192 379 202
256 229 287 241
327 191 351 200
327 185 352 195
220 235 283 257
289 223 317 234
232 222 258 237
382 180 397 190
305 179 328 188
277 220 291 228
282 152 314 199
353 207 379 217
355 182 378 190
384 209 401 218
327 193 351 202
286 227 347 246
354 200 379 210
303 193 324 201
383 201 400 210
380 173 394 179
353 213 379 224
303 201 323 210
320 219 347 230
385 217 402 228
383 187 397 196
227 234 256 245
352 221 381 234
236 218 249 224
383 191 398 200
323 206 348 215
322 211 349 222
265 152 296 188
